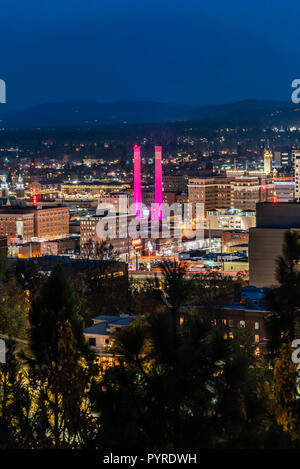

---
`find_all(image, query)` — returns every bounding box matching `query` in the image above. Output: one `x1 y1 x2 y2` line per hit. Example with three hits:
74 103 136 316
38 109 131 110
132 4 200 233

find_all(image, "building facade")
80 212 136 260
163 174 188 193
188 176 274 218
0 205 69 242
249 202 300 287
274 150 291 168
34 206 69 241
263 148 273 175
206 208 256 231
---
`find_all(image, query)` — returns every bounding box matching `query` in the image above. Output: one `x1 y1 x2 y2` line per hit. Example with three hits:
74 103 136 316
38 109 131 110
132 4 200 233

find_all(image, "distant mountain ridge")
0 98 297 129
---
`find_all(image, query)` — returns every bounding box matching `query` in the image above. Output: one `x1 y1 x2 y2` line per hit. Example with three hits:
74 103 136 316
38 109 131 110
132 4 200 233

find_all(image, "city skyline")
1 0 300 455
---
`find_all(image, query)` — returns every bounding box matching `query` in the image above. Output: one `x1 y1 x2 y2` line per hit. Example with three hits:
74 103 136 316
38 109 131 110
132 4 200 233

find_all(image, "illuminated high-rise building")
274 151 291 168
1 175 9 198
154 146 163 221
133 145 142 219
15 174 25 198
264 148 273 175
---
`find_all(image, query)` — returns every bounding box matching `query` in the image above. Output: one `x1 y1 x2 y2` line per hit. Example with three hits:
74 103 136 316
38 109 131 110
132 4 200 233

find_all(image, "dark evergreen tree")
265 231 300 353
90 263 268 449
28 264 97 448
0 341 33 448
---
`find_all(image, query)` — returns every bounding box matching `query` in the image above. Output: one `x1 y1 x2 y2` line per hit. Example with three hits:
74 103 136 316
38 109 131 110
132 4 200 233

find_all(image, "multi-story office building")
34 206 69 240
188 177 230 218
188 176 274 218
274 150 291 168
80 212 136 260
0 205 69 242
0 211 35 242
230 177 272 211
163 175 188 193
273 176 294 202
97 192 134 214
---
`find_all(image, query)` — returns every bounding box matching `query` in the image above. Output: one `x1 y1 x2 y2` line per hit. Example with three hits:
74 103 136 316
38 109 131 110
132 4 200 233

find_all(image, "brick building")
80 212 136 260
0 211 35 242
188 176 274 218
33 206 69 240
41 236 80 256
0 205 69 242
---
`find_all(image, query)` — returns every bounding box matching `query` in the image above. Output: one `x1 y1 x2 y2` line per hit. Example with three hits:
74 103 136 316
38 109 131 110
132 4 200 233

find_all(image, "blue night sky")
0 0 299 108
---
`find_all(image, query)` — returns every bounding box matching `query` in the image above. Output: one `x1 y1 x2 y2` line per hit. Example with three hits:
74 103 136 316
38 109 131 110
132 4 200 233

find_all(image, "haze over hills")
0 99 298 129
0 100 195 128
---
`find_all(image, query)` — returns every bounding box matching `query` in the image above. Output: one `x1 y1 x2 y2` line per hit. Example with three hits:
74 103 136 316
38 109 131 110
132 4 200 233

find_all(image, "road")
129 270 249 280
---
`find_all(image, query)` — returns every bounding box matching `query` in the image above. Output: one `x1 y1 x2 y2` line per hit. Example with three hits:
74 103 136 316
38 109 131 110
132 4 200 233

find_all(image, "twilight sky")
0 0 299 108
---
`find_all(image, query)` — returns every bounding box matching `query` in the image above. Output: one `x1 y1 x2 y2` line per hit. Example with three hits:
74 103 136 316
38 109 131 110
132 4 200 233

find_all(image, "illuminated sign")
31 187 38 206
131 238 142 247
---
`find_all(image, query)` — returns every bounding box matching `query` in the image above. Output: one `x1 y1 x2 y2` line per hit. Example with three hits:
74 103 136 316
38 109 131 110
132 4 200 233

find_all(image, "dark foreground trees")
265 231 300 353
264 231 300 446
1 257 300 448
91 312 270 449
26 265 97 448
90 262 271 449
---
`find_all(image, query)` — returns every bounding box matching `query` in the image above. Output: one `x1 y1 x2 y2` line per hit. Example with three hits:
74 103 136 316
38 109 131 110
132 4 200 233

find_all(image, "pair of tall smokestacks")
133 145 163 221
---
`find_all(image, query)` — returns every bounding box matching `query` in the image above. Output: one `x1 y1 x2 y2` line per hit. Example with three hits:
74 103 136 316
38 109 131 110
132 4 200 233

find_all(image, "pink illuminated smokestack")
133 145 142 219
154 146 163 221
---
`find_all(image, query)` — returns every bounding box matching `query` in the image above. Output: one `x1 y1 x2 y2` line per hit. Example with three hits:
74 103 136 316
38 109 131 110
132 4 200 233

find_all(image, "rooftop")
0 204 67 214
84 314 135 336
